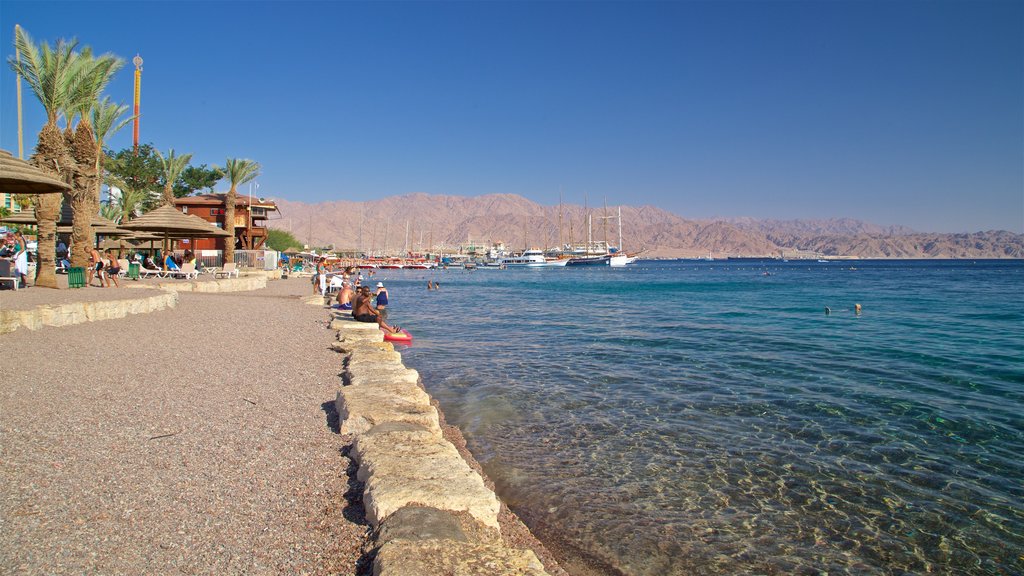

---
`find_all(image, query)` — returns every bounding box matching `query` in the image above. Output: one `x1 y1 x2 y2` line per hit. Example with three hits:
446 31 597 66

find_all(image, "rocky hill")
269 193 1023 259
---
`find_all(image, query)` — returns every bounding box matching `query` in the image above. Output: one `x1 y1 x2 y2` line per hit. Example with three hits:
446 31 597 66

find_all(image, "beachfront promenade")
0 275 559 575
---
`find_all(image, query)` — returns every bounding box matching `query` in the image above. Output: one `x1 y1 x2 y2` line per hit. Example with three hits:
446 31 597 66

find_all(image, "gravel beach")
1 278 368 574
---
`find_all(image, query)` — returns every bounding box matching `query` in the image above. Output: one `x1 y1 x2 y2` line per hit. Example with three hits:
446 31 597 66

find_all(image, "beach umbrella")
0 149 70 195
119 204 231 264
119 204 232 239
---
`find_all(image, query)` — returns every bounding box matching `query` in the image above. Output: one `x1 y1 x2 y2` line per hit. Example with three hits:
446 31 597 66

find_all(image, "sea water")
379 260 1023 575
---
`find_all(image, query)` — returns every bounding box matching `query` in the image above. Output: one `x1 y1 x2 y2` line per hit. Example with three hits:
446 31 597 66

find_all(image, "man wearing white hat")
374 281 389 322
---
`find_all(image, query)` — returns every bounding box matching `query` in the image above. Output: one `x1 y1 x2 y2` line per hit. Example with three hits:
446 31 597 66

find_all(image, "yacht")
498 249 548 267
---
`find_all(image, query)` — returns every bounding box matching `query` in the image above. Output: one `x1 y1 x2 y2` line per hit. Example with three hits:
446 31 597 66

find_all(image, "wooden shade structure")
0 149 70 195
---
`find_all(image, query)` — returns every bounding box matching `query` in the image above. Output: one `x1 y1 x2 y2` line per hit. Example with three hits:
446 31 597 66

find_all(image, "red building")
174 194 281 251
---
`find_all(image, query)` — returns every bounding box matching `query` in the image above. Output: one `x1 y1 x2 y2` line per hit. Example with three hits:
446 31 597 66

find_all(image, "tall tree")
174 164 223 197
104 144 162 210
91 97 133 220
216 158 260 266
7 27 79 288
155 148 192 206
64 49 123 268
103 174 150 224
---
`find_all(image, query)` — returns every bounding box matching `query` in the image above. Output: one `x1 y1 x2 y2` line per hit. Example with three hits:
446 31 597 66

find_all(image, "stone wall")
144 275 268 293
0 291 179 334
331 312 552 576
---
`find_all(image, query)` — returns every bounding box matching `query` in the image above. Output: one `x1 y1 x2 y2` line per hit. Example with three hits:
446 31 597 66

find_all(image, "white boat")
608 253 637 267
498 249 548 267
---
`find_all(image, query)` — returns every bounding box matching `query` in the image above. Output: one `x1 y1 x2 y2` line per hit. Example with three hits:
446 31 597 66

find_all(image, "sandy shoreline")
0 277 574 575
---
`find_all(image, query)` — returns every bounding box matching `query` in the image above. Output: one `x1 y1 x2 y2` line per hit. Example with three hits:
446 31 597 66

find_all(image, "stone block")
373 539 550 576
353 424 499 528
335 388 440 437
346 364 419 386
375 505 500 546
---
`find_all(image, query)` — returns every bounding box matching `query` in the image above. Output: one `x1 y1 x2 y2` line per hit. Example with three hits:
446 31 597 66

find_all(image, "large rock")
335 386 440 436
373 539 549 576
353 423 499 528
346 364 419 386
375 505 501 546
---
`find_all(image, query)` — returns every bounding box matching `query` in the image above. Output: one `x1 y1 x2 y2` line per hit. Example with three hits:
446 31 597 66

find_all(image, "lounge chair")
0 259 19 290
117 259 131 278
167 262 198 280
214 262 239 279
138 262 165 278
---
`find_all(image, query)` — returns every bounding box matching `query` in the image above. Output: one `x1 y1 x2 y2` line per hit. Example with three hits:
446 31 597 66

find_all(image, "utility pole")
15 25 23 160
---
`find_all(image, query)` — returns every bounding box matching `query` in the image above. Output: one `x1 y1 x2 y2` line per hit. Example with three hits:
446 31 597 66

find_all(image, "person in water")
374 281 389 322
352 285 400 333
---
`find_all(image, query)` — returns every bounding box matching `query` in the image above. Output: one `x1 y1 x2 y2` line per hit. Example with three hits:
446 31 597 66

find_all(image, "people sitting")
334 282 353 310
183 249 202 273
143 255 159 270
164 252 180 271
351 285 401 333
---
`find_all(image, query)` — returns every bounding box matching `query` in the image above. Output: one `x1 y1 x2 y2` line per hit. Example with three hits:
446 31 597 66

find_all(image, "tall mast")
404 220 409 256
614 204 622 252
602 197 609 252
557 188 563 250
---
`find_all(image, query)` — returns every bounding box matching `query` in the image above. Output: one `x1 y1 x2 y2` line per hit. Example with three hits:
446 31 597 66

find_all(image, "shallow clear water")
378 260 1023 575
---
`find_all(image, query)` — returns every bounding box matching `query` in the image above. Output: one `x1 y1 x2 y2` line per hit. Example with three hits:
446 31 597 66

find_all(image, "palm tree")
91 96 133 221
155 149 192 206
7 27 81 288
64 50 123 268
103 175 150 224
217 158 260 266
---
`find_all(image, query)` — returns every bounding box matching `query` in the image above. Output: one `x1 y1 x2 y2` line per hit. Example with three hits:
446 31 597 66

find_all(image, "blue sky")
1 1 1021 233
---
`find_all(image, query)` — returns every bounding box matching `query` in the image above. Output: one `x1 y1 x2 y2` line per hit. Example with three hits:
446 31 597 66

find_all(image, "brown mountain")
269 193 1024 259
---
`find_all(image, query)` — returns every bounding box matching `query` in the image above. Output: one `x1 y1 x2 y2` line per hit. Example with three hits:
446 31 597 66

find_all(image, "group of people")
350 283 401 334
0 231 30 288
86 247 121 288
318 261 400 334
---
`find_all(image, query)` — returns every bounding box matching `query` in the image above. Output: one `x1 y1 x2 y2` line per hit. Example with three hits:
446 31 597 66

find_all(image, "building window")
210 208 225 216
181 206 189 214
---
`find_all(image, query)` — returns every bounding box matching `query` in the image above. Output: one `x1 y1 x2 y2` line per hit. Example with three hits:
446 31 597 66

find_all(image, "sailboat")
567 206 637 266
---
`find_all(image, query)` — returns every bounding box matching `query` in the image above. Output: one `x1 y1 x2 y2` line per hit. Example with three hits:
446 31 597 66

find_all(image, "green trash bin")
128 262 140 280
68 266 86 288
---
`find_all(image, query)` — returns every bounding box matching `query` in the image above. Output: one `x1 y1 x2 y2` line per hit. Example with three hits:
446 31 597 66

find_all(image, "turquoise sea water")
380 260 1023 575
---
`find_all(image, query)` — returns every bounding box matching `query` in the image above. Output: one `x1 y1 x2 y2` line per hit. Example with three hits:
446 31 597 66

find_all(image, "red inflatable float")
382 328 413 343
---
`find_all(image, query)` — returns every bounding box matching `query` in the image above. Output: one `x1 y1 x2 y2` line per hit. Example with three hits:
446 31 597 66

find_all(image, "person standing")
103 249 120 288
13 231 29 288
88 246 103 287
374 281 389 322
316 257 328 296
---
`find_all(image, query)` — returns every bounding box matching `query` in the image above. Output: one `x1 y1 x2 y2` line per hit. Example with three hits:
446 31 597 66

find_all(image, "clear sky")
1 1 1021 233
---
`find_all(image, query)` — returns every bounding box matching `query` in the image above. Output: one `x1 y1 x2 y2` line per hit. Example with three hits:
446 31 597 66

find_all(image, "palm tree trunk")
162 183 175 206
224 187 236 266
32 122 73 289
33 194 62 288
68 122 98 268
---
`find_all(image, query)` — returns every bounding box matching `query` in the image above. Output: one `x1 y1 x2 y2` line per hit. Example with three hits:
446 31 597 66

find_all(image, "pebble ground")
0 278 368 574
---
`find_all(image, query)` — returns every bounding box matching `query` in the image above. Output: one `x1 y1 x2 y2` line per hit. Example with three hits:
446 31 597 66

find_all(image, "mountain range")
268 193 1024 259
